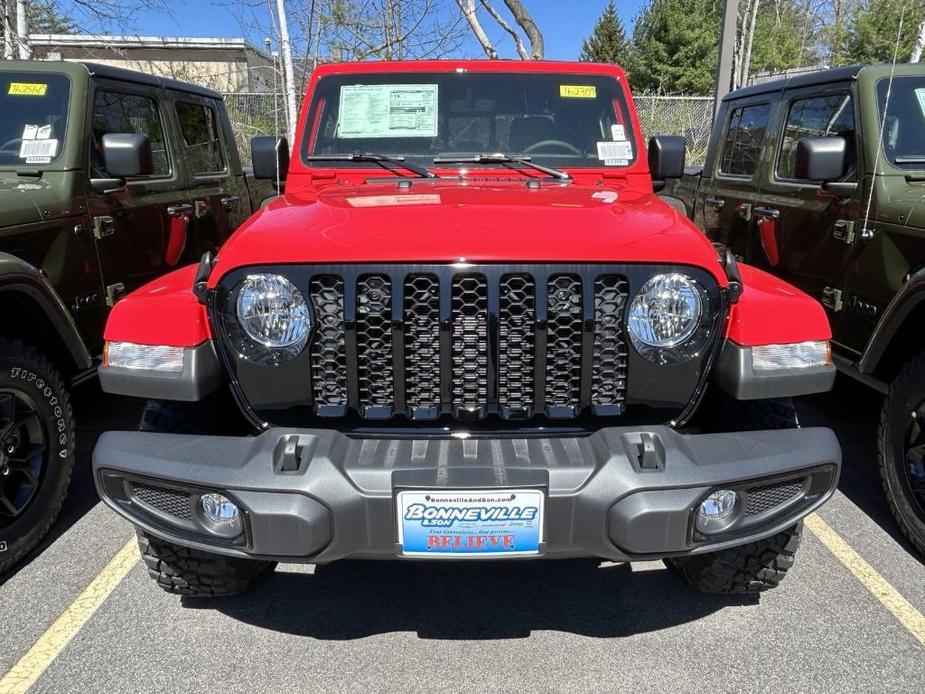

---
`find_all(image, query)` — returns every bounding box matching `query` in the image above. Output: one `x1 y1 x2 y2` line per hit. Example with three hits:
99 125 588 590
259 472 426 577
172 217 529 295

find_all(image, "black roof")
79 61 224 99
723 65 865 102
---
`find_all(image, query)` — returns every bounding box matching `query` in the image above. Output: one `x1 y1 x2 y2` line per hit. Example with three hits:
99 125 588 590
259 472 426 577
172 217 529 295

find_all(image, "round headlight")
236 274 310 351
628 273 703 358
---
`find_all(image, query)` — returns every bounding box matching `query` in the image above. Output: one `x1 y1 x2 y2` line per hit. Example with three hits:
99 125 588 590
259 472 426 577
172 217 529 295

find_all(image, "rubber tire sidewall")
0 342 76 574
879 355 925 555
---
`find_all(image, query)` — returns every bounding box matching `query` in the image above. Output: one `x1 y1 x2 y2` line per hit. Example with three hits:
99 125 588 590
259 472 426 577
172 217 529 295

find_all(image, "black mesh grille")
545 274 583 411
356 274 394 411
232 267 637 421
592 276 629 408
499 274 535 413
404 274 441 414
745 479 804 516
131 482 192 521
452 274 489 412
309 275 347 408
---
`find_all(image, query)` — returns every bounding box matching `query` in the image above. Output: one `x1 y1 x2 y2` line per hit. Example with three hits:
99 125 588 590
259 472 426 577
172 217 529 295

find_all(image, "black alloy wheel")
0 389 47 524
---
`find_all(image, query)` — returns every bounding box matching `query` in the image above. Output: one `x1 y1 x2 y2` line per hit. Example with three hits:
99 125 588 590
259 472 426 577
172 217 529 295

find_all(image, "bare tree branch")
501 0 542 59
456 0 497 59
479 0 527 59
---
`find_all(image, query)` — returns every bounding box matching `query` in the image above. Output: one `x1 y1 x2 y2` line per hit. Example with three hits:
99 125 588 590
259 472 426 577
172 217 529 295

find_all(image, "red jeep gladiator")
92 60 841 597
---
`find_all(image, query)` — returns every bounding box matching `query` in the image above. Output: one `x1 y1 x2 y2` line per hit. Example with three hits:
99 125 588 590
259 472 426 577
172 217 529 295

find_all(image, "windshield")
0 72 70 167
877 76 925 169
302 72 637 170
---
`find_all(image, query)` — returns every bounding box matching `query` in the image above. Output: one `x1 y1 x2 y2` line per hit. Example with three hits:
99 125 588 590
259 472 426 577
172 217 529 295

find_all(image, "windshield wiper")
304 152 436 178
433 153 571 181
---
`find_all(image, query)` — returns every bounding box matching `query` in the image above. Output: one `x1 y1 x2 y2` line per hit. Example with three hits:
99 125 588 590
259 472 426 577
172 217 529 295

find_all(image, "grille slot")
131 482 192 521
499 274 536 415
592 275 629 412
545 274 583 415
451 274 489 414
309 275 348 411
356 274 394 415
404 274 441 417
745 479 804 516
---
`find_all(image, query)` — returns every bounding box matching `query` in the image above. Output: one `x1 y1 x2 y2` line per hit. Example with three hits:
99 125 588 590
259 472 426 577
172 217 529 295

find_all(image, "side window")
777 94 856 180
91 90 169 176
176 101 225 174
719 103 771 177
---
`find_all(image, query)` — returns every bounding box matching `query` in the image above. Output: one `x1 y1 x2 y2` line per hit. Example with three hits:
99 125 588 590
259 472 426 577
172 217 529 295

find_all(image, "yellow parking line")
0 537 138 694
805 513 925 647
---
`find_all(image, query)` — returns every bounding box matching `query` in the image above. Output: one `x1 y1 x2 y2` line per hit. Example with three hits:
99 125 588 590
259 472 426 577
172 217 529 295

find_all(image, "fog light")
696 489 738 534
199 493 243 537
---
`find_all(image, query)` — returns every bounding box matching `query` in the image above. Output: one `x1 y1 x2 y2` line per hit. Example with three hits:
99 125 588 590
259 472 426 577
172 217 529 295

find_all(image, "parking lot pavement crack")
0 537 138 694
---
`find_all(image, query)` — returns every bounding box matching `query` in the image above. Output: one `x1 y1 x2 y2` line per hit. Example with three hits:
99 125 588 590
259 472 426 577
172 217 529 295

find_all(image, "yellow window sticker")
560 85 596 99
8 82 48 96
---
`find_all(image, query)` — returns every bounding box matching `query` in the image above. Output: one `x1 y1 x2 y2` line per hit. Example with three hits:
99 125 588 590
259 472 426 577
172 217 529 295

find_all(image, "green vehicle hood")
0 172 81 228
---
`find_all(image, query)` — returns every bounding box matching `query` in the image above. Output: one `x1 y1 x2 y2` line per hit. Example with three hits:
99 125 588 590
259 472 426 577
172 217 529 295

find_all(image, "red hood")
210 181 725 285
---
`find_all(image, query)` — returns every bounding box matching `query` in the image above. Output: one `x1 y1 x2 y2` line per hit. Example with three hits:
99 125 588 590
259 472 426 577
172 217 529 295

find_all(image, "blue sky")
61 1 647 61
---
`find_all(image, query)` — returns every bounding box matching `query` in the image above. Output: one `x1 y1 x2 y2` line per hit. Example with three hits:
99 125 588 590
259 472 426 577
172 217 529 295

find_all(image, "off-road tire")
668 523 803 594
0 340 76 575
878 353 925 555
137 531 275 597
704 391 799 432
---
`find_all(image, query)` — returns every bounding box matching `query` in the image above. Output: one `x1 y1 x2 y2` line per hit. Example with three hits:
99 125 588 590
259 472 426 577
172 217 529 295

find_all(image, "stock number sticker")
8 82 48 96
560 84 597 99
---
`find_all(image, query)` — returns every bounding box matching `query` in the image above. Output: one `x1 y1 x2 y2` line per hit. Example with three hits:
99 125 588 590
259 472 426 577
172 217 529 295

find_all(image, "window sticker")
560 85 597 99
338 84 438 139
597 141 632 165
19 124 58 160
8 82 47 96
611 124 626 141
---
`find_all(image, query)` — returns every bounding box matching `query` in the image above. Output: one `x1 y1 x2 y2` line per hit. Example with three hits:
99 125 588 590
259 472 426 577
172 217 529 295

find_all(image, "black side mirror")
648 135 686 191
102 133 153 177
795 136 847 182
251 135 289 181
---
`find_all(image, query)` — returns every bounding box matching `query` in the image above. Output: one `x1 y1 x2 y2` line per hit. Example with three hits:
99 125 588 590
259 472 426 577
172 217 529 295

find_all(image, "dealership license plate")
396 489 545 557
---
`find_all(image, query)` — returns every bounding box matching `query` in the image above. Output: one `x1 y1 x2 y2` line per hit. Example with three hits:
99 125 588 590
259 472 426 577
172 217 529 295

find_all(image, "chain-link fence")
222 92 717 167
634 95 715 166
223 93 289 165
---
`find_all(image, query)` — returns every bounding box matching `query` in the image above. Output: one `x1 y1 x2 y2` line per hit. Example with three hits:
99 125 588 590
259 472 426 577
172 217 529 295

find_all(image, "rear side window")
176 101 225 174
91 90 169 176
719 103 771 177
778 94 855 180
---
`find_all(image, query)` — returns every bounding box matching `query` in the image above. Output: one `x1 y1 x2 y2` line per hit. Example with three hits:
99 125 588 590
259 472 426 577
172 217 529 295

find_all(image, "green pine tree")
580 1 632 68
630 0 721 94
841 0 925 65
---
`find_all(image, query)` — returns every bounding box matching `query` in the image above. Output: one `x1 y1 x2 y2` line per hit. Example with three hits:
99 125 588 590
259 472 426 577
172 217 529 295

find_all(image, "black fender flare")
0 253 93 372
858 266 925 375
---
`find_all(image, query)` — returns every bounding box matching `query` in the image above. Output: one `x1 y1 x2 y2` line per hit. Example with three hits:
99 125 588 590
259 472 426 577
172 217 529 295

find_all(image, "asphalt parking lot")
1 376 923 694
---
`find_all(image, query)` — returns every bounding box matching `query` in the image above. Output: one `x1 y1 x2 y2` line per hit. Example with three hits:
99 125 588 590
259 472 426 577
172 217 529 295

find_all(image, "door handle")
705 195 725 211
753 206 780 219
167 203 194 219
221 194 241 211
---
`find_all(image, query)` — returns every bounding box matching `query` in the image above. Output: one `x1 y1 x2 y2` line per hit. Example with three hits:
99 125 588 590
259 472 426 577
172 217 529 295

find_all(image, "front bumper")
93 426 840 562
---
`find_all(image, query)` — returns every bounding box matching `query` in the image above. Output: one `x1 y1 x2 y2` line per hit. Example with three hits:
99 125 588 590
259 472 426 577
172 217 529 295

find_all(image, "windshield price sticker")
560 84 597 99
19 123 58 161
8 82 47 96
338 84 438 139
397 489 545 557
597 141 632 165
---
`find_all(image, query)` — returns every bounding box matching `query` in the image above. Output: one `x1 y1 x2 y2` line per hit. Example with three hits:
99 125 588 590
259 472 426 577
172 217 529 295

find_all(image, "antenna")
861 4 908 237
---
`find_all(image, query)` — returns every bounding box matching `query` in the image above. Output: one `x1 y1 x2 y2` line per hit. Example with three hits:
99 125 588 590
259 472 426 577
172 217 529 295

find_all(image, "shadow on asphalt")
191 559 755 639
797 374 922 561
